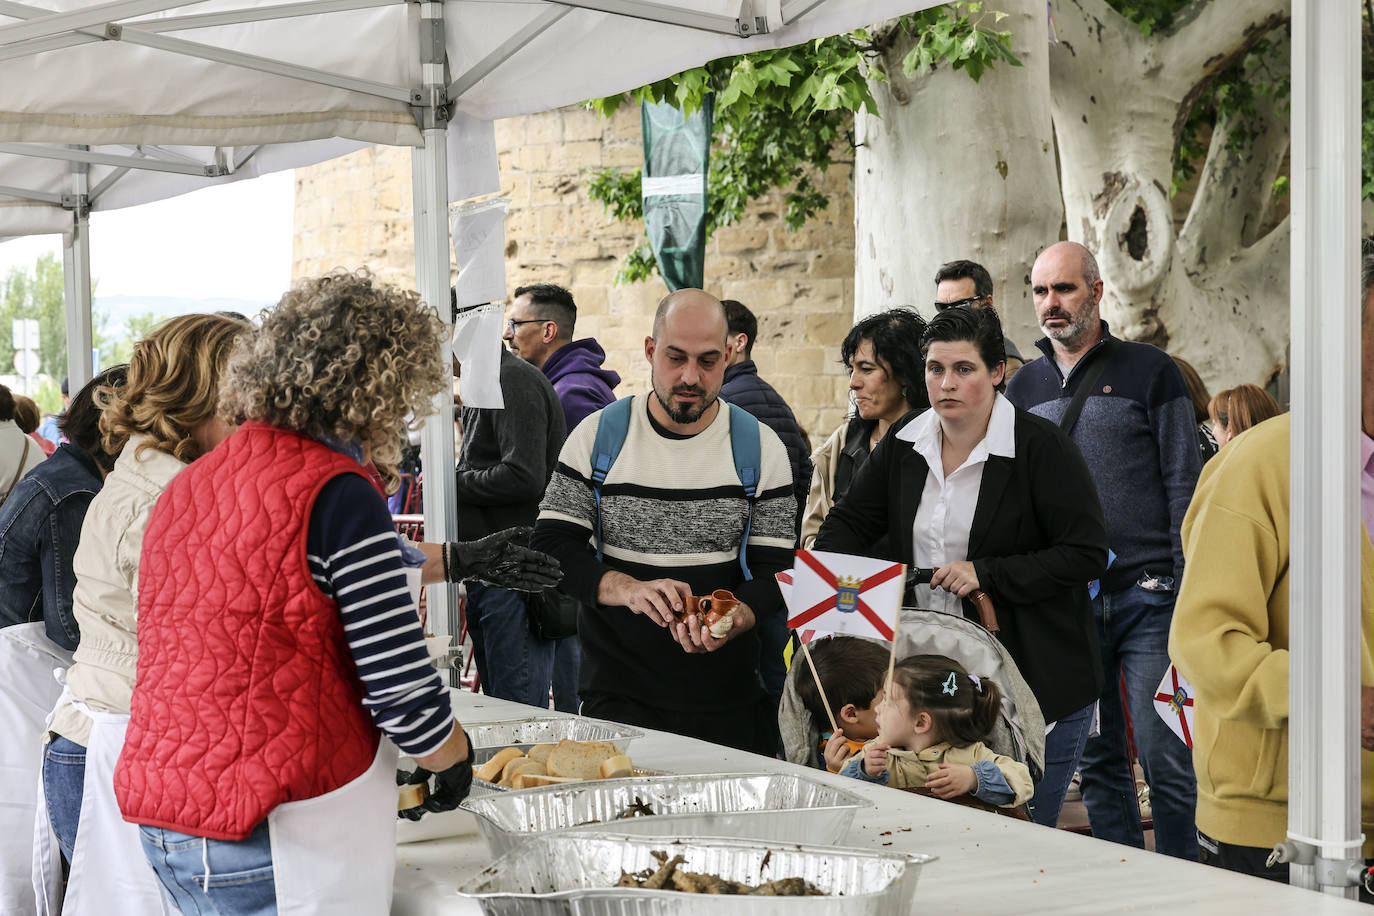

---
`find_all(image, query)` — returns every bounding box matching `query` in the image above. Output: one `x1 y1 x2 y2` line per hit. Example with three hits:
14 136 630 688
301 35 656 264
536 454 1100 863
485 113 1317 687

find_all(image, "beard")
1040 307 1095 345
653 382 716 425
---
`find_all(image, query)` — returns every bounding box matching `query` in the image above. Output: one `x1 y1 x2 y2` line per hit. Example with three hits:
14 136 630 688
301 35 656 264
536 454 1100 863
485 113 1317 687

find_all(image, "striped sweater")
533 393 797 710
306 473 454 758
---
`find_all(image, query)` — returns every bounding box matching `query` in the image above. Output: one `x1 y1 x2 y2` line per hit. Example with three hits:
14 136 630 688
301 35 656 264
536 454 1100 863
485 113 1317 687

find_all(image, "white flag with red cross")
786 550 905 641
1153 664 1195 749
776 570 827 644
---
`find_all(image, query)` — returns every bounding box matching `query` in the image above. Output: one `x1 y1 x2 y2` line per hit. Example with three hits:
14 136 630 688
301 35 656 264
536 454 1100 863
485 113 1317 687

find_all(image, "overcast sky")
0 169 294 304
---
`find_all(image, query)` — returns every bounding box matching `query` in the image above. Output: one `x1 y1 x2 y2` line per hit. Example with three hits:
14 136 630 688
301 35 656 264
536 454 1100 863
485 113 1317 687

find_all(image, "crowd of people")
0 234 1365 913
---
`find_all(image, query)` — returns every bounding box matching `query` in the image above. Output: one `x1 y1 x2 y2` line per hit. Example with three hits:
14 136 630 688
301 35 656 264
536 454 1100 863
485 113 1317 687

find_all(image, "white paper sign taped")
451 302 505 409
451 196 510 309
447 111 501 201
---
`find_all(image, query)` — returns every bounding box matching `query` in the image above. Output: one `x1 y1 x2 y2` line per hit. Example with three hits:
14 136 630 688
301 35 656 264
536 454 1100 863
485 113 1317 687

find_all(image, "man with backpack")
532 289 797 755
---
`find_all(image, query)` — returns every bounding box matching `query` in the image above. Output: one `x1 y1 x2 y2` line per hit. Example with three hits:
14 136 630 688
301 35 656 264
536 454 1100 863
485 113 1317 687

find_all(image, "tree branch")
1159 0 1288 140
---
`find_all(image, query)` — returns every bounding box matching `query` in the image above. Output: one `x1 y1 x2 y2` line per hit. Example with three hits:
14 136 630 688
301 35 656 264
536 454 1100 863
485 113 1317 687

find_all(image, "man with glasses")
934 259 1025 379
503 283 620 713
504 284 620 434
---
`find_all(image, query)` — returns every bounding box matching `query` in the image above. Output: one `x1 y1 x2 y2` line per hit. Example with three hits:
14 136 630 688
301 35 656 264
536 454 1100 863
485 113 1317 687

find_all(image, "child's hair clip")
941 672 958 696
968 674 983 693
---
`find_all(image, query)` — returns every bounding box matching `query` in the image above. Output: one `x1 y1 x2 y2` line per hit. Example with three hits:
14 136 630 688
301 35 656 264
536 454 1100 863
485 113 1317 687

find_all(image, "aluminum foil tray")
456 832 934 916
461 772 873 857
466 716 644 766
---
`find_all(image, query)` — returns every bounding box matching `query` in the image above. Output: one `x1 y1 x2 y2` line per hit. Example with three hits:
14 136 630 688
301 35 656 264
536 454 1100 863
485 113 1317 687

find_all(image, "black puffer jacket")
721 360 810 536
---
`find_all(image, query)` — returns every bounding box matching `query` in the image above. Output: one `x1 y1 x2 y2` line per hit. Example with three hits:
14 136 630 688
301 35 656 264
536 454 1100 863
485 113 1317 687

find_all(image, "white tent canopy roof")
0 0 924 237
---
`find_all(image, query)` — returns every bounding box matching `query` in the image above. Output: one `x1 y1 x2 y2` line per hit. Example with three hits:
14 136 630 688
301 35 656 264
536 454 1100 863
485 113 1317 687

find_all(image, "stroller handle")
907 568 1000 633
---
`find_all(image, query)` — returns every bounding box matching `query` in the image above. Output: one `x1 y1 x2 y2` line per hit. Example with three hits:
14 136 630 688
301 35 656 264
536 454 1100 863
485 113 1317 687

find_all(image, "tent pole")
1287 0 1363 897
411 0 459 679
61 156 93 391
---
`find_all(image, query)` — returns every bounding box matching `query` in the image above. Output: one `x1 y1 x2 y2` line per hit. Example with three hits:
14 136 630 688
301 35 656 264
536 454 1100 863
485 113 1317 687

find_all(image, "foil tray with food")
471 731 661 792
461 772 872 857
457 832 934 916
466 716 643 765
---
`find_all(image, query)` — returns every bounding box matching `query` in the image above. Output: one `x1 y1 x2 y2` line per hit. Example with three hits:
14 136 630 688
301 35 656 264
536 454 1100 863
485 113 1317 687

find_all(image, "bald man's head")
1037 241 1100 290
652 289 728 344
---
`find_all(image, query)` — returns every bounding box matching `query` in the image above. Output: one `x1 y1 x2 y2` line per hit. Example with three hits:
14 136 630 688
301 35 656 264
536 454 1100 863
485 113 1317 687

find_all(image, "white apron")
61 705 173 915
267 738 400 915
0 623 71 915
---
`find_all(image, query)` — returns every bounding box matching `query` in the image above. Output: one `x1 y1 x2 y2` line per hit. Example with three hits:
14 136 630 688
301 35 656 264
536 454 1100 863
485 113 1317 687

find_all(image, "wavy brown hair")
99 313 249 463
1209 383 1282 440
218 270 448 491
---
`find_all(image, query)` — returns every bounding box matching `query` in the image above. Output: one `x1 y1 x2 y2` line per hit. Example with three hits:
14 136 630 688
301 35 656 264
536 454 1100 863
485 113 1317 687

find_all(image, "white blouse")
895 393 1017 616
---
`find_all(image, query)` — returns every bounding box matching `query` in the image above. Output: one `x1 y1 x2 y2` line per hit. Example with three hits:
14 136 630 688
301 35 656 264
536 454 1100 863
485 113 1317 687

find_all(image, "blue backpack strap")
726 403 761 582
589 396 635 562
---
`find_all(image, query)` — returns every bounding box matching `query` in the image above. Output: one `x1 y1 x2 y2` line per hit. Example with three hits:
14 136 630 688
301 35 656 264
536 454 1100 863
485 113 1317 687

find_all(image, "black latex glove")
448 526 562 592
397 730 476 820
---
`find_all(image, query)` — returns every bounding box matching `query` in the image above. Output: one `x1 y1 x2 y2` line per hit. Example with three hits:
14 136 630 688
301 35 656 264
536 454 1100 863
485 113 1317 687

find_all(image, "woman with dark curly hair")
800 308 929 549
114 271 558 915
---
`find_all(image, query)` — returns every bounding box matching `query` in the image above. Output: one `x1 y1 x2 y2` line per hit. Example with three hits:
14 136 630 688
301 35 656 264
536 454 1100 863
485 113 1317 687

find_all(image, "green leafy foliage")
0 253 67 381
586 3 1020 283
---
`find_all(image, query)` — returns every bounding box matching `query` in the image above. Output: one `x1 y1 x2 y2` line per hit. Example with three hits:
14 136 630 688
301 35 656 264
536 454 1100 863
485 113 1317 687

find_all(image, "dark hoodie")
541 338 621 434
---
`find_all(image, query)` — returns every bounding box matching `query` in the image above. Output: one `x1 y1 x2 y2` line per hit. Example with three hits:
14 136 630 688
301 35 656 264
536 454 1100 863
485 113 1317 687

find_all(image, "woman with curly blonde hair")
115 271 558 915
41 312 248 913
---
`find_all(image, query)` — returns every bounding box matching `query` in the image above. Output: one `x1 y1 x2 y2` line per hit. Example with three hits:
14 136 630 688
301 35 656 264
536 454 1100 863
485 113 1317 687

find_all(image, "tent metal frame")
0 3 1365 893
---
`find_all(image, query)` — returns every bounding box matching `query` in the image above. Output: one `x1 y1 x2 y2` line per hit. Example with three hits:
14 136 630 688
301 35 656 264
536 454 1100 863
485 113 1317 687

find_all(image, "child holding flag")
839 654 1033 809
792 636 890 771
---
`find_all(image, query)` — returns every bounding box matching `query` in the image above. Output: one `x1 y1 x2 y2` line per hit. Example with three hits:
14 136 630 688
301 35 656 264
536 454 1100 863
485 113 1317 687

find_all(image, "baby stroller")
779 606 1046 804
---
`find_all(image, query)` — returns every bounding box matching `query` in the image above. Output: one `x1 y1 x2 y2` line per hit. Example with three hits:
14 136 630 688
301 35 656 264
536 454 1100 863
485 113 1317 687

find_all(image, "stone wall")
293 105 857 441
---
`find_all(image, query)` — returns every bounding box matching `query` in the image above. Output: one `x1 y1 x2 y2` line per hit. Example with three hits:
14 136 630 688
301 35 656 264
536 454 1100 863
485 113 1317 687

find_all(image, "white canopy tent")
0 0 1364 897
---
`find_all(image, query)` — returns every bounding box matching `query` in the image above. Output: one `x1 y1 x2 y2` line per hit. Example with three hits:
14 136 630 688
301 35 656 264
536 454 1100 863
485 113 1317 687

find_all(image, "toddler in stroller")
780 608 1046 813
839 654 1032 810
793 636 890 771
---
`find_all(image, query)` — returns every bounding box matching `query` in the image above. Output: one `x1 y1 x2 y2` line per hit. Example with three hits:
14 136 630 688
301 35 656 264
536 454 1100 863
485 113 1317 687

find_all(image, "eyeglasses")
934 296 989 311
505 318 553 333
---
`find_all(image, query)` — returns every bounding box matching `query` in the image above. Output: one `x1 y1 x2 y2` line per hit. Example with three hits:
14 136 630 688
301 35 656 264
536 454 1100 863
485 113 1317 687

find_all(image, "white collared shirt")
896 393 1017 616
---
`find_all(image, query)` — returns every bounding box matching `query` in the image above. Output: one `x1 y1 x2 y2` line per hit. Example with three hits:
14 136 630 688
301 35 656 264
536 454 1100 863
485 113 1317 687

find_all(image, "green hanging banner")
640 95 713 292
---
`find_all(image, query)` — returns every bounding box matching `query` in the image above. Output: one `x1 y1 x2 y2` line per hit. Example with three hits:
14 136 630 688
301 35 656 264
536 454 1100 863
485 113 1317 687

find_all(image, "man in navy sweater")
1006 241 1201 858
719 299 808 706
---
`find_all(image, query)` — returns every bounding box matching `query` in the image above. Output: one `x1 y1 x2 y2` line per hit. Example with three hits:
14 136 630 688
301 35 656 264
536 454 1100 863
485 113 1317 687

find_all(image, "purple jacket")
541 338 621 433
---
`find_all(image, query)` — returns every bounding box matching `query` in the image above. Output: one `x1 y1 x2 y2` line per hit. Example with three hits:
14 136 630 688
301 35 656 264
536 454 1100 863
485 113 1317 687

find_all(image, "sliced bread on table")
598 754 633 779
527 743 556 766
517 773 587 789
546 739 620 779
475 747 524 783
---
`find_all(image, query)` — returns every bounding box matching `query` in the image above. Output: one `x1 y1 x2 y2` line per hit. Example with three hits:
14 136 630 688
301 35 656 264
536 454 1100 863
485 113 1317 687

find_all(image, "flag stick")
799 638 840 736
884 606 902 707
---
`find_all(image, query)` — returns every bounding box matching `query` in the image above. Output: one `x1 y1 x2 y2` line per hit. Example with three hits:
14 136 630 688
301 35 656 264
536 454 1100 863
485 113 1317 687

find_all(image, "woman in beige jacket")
40 313 248 896
800 309 929 549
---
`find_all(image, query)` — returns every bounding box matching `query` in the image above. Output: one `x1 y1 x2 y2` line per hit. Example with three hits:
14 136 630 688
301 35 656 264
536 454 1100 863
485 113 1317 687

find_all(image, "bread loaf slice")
499 754 532 786
474 746 523 783
546 739 620 779
527 743 556 766
598 754 633 779
518 773 586 788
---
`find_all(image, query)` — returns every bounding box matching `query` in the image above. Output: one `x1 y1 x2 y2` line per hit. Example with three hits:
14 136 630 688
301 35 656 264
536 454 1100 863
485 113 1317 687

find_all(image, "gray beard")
1042 313 1095 347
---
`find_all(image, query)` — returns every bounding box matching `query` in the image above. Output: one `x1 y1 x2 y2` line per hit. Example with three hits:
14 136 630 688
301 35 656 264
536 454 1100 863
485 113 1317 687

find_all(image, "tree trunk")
1048 0 1290 390
853 0 1061 355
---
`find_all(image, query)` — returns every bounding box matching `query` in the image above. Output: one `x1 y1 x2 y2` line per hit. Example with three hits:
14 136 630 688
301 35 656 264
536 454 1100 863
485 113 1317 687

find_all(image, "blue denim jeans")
1079 584 1198 859
551 634 581 714
1029 701 1094 828
465 582 554 708
139 821 276 915
41 735 87 861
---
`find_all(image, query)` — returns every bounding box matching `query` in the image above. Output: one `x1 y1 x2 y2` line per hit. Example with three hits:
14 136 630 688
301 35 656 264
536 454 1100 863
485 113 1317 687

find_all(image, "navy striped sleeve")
307 473 454 758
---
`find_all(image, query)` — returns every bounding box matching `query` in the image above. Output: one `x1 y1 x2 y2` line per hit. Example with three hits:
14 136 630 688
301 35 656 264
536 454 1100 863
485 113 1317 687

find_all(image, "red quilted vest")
116 422 381 841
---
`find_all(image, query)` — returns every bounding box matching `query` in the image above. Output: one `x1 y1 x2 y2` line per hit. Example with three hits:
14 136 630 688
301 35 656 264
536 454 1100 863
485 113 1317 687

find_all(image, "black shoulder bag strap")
1058 338 1122 437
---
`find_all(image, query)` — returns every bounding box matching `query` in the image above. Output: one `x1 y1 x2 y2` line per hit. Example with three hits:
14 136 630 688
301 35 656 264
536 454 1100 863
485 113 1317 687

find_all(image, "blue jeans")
139 821 276 915
465 582 554 708
41 735 87 861
1029 701 1094 828
551 634 581 714
1079 584 1198 859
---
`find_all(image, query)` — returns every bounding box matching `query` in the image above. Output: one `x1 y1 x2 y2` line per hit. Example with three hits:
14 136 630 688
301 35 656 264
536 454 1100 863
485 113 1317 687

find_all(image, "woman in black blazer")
815 305 1107 829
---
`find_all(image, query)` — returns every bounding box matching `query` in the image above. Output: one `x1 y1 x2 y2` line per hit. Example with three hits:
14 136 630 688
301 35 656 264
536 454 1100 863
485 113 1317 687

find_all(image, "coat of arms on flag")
1153 664 1194 749
786 550 905 641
